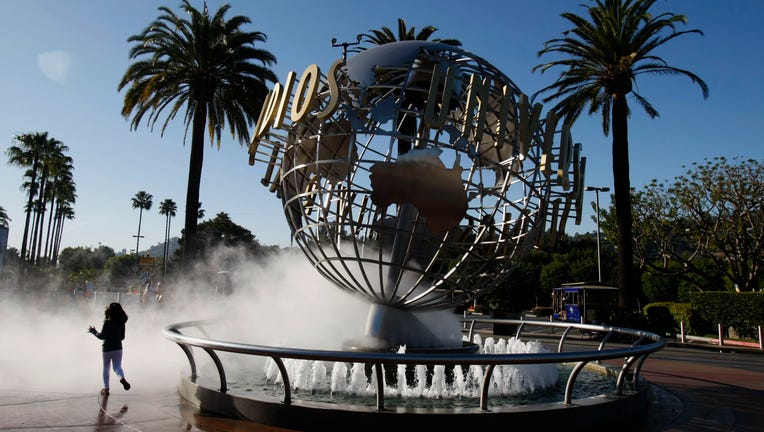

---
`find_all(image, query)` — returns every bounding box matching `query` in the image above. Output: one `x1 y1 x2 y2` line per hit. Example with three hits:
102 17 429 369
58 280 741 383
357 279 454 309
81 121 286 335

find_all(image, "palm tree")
29 138 64 263
5 132 67 263
533 0 708 311
158 198 177 279
52 202 74 264
119 1 278 265
7 132 44 261
34 142 72 265
355 18 462 48
45 169 76 263
131 191 153 256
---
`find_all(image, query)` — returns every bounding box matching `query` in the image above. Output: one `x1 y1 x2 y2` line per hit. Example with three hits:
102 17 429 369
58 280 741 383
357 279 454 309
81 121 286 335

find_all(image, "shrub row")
643 292 764 338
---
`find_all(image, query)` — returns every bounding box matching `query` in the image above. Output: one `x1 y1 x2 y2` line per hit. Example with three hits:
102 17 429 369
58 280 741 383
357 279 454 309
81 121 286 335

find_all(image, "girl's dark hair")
105 302 128 324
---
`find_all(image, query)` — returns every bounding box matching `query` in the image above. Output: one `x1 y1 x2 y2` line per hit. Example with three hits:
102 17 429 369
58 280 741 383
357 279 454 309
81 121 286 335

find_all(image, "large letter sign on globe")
248 41 585 311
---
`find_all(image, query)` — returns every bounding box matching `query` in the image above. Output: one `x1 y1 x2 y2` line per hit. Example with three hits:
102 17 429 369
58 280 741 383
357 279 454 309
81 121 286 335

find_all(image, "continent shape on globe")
369 149 468 235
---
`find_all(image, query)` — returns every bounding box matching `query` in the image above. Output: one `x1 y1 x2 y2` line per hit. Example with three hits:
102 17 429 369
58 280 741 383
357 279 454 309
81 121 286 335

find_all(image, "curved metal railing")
163 318 665 410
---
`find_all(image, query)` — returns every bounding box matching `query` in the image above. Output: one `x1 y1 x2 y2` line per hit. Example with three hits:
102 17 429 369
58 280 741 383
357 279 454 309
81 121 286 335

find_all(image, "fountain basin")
179 371 647 430
164 318 664 430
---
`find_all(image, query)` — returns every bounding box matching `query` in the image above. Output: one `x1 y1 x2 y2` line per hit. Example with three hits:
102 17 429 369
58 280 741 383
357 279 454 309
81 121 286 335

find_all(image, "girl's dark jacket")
93 319 125 352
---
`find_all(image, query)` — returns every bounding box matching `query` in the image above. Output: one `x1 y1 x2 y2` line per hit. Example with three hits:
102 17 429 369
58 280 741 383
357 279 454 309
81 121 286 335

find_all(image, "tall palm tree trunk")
30 201 42 265
33 172 49 264
44 196 56 264
135 209 144 255
20 161 39 261
182 106 207 264
53 210 65 263
164 213 170 279
612 94 635 311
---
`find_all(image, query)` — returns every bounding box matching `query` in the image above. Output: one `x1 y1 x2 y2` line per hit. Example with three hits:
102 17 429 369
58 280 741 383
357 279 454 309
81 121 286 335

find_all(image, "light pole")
586 186 610 282
331 34 362 63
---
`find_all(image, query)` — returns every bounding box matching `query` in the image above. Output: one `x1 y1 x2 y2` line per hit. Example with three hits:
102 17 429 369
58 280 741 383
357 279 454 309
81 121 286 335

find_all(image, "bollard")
718 323 724 347
759 325 763 350
680 321 686 344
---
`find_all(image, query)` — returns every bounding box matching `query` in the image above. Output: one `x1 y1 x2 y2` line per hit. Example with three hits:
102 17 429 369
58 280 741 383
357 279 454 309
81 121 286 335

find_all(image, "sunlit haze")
0 249 372 394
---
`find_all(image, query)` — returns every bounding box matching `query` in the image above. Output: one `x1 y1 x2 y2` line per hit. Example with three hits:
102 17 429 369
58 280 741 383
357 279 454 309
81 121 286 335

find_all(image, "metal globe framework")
249 41 584 314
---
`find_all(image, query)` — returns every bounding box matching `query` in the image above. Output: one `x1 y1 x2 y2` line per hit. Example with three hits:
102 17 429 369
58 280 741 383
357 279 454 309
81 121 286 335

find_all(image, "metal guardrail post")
177 343 197 380
680 321 686 343
718 323 724 347
615 356 639 395
374 363 385 410
270 357 292 405
480 364 496 410
169 328 198 380
203 348 228 393
515 322 525 339
632 354 648 384
558 326 573 352
597 331 613 351
564 361 589 404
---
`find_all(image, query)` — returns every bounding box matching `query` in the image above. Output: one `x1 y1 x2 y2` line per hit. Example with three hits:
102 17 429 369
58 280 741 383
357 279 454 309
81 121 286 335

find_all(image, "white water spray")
261 334 559 399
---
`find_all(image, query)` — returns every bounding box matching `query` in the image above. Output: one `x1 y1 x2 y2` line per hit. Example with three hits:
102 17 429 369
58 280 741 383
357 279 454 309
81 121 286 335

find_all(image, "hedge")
642 302 694 336
644 293 764 339
689 292 764 338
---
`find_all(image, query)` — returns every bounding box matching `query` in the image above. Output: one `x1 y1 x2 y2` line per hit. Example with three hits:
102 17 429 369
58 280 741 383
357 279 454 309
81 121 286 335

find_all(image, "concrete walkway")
639 348 764 431
0 389 294 431
1 345 761 431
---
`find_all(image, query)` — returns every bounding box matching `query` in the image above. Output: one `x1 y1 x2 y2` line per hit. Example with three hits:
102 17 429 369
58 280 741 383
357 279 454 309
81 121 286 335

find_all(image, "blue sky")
1 0 762 254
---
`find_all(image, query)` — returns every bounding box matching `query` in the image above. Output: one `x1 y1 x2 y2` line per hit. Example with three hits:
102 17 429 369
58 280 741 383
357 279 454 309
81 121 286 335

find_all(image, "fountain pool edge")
178 374 648 430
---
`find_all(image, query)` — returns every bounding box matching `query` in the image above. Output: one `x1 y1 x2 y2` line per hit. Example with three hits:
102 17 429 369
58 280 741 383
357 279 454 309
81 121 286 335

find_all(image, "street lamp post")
331 34 363 63
586 186 610 282
132 233 144 259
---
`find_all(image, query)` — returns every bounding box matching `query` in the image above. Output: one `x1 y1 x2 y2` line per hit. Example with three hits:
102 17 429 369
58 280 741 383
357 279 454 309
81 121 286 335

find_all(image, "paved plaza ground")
1 341 762 431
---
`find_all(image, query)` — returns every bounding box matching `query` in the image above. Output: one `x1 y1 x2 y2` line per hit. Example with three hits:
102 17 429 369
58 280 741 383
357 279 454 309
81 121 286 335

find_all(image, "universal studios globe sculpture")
249 41 585 351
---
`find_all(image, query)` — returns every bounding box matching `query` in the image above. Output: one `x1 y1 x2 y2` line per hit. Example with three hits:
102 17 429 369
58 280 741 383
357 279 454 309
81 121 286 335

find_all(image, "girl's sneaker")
120 378 131 390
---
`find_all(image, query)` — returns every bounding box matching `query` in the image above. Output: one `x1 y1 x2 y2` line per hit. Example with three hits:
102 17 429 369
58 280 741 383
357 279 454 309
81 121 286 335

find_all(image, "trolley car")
552 283 618 324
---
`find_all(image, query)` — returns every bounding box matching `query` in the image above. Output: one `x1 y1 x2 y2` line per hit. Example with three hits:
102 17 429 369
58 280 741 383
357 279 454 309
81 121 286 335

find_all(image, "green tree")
119 1 277 265
158 198 177 279
104 254 141 290
177 212 276 269
131 191 153 255
632 157 764 292
58 245 115 282
533 0 708 311
196 212 259 251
